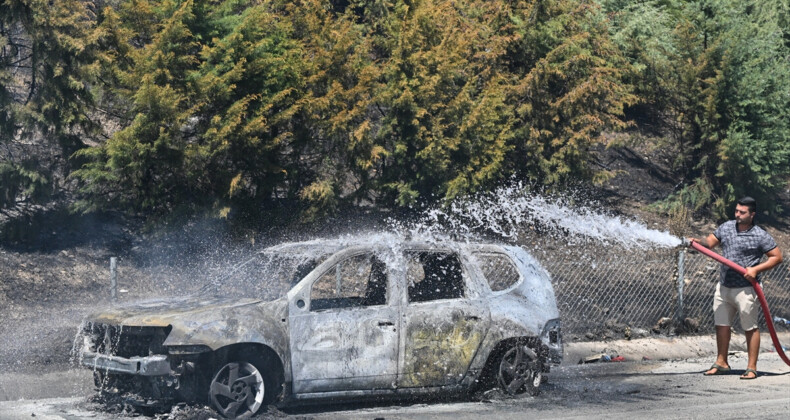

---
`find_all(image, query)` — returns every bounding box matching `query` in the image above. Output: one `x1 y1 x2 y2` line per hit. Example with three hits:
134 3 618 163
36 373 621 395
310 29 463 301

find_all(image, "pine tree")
69 0 638 221
605 0 790 217
507 0 635 186
73 0 201 214
0 0 97 209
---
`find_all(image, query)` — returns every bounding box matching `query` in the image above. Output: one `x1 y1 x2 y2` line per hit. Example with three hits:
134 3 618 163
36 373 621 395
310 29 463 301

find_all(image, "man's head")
735 196 757 226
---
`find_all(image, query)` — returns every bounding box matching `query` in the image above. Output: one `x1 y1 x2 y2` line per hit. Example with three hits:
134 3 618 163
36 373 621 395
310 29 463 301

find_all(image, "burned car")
79 239 562 418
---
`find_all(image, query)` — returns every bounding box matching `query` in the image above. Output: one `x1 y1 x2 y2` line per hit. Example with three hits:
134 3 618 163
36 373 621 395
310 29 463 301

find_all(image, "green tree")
74 0 313 219
712 1 790 215
373 0 517 206
507 0 635 186
604 0 790 217
70 0 638 222
0 0 97 210
278 0 382 219
192 2 306 216
73 0 201 214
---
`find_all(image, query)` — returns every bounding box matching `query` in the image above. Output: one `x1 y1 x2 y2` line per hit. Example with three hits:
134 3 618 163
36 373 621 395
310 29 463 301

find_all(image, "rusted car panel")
400 301 488 387
79 239 562 418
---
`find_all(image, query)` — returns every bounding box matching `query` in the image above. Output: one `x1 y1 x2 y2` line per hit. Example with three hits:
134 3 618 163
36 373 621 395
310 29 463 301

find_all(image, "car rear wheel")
497 344 542 396
208 359 271 419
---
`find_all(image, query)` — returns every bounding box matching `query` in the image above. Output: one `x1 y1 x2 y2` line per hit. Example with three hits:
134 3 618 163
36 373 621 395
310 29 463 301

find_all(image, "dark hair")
737 196 757 213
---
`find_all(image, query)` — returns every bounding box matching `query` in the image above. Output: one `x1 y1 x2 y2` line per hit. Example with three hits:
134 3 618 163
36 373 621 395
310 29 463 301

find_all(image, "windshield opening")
201 250 332 300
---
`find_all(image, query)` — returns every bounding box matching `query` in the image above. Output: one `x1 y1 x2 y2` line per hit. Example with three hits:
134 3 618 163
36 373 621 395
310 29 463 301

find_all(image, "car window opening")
310 253 388 311
474 252 521 292
407 251 465 303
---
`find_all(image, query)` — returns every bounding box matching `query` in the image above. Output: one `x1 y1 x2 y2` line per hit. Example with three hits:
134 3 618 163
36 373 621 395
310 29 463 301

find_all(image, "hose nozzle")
681 238 691 247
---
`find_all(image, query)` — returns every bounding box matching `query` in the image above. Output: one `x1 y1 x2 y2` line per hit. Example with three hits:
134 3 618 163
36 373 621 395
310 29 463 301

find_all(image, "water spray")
398 183 682 249
684 239 790 367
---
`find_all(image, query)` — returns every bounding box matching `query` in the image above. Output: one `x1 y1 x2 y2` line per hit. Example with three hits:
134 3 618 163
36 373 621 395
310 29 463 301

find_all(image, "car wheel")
497 344 542 396
208 359 270 419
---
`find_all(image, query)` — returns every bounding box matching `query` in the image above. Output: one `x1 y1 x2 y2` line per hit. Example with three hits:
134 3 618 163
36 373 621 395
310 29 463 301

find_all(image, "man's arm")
744 247 783 282
687 234 720 249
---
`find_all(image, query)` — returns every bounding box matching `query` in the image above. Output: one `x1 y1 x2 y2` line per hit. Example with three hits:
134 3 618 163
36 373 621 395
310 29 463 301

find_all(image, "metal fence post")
675 249 686 325
110 257 118 301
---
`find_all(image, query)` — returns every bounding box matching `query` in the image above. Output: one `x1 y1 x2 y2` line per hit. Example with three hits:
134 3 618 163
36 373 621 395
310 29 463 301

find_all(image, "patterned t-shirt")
713 220 778 288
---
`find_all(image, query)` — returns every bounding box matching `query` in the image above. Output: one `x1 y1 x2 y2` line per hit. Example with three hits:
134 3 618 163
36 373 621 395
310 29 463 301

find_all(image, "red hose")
689 240 790 367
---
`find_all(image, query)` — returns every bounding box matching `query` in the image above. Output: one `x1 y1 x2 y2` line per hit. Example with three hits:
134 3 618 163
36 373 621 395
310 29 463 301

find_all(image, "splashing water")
69 183 680 319
392 182 682 250
118 183 681 302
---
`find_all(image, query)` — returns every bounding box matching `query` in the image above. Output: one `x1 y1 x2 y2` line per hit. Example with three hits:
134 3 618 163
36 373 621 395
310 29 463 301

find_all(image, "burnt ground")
0 142 788 417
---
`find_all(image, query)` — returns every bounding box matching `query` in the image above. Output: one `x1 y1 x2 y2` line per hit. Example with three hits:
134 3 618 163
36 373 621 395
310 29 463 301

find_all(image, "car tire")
497 343 543 396
207 353 279 419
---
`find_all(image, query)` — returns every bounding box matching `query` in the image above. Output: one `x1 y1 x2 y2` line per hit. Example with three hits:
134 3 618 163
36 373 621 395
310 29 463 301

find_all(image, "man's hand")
746 247 783 282
744 266 758 282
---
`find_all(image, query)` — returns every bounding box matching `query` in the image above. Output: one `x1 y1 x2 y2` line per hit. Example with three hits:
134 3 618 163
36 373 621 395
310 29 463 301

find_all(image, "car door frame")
286 246 402 394
394 245 491 388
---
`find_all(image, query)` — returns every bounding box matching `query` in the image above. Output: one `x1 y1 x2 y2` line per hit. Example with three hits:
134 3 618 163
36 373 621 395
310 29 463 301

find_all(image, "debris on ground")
652 317 673 334
152 403 218 420
579 353 626 363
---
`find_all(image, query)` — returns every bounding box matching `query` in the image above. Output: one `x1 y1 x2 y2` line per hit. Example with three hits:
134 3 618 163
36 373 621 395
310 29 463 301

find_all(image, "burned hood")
83 295 271 327
82 295 290 354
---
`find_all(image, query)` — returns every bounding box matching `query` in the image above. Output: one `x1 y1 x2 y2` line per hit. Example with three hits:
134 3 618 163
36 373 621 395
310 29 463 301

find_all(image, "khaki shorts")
713 283 759 331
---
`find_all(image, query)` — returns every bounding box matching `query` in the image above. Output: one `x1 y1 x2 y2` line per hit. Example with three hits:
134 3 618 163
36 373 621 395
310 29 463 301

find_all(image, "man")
688 196 782 379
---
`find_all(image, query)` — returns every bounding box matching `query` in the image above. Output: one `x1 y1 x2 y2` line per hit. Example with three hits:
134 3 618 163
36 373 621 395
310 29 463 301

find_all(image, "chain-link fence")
530 244 790 341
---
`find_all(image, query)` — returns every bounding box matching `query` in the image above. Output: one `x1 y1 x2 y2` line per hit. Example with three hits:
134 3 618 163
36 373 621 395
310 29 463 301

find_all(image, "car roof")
261 236 508 255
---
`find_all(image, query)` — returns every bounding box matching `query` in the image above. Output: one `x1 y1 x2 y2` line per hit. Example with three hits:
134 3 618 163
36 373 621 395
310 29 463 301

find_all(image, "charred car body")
80 239 562 418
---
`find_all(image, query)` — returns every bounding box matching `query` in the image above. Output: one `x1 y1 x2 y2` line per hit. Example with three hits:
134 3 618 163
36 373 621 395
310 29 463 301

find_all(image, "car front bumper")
541 318 563 365
81 351 172 376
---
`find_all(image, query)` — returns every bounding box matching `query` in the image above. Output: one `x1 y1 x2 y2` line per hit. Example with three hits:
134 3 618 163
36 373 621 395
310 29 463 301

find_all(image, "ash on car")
79 239 562 418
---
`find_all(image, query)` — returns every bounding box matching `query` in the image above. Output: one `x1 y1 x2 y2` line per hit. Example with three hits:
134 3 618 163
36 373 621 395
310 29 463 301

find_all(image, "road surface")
1 349 788 419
